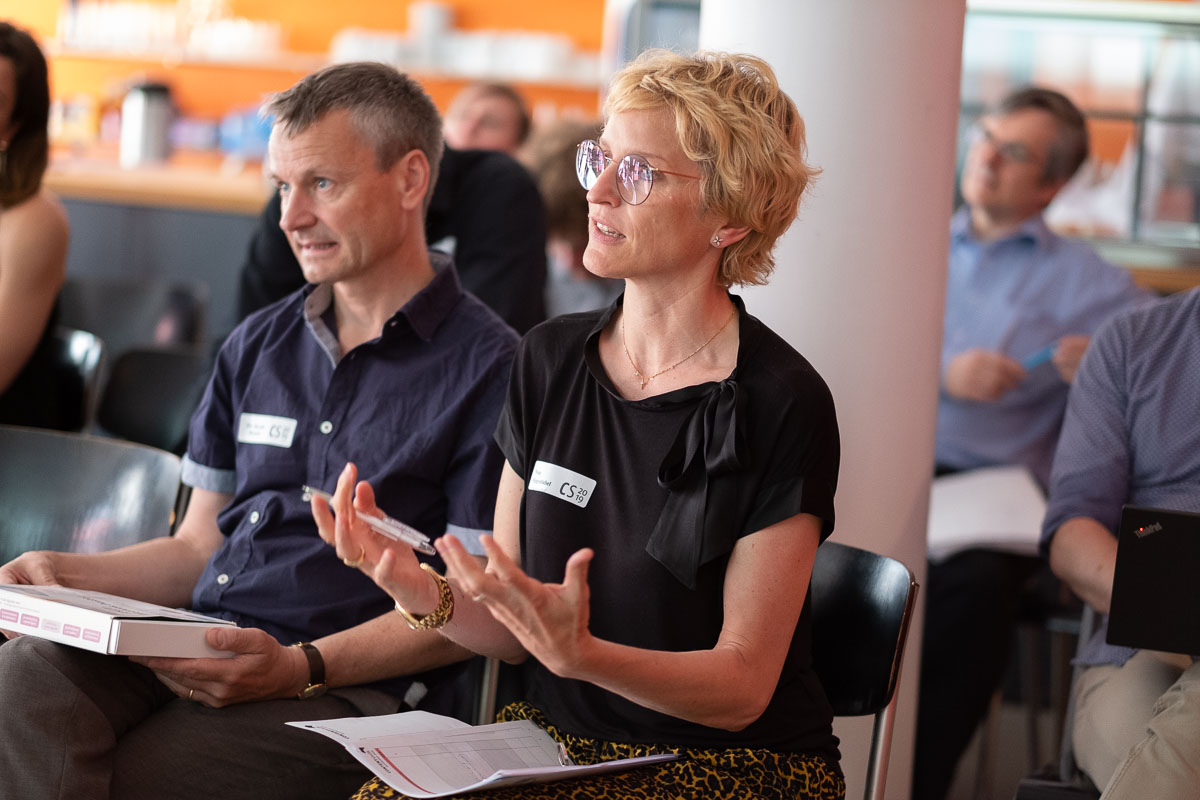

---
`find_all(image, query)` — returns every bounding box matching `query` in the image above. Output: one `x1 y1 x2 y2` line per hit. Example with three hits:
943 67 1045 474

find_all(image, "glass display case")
961 0 1200 274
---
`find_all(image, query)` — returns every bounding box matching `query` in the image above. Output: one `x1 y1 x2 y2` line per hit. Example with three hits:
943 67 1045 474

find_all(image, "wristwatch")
292 642 327 699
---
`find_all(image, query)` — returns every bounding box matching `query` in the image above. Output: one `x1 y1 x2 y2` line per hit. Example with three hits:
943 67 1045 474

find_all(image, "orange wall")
1 0 604 119
233 0 604 54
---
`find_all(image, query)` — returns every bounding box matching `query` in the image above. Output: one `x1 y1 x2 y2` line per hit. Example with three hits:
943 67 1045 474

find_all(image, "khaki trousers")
1072 649 1200 799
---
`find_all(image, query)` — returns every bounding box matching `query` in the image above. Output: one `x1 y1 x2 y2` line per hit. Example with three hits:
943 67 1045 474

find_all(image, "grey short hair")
265 62 444 204
994 86 1089 185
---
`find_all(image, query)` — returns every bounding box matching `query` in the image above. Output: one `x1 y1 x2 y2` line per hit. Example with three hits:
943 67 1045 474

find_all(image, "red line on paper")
374 749 431 794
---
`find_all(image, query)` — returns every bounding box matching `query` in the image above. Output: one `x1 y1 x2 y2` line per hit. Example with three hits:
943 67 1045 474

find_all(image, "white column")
699 2 964 798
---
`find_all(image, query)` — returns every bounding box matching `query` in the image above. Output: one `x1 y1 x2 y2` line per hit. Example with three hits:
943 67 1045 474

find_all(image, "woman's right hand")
309 462 443 615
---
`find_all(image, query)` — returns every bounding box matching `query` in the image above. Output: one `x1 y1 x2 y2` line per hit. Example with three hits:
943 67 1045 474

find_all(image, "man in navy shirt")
0 62 518 800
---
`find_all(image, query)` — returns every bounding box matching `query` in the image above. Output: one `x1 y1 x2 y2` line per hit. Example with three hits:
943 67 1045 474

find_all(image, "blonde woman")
317 49 844 800
0 22 68 428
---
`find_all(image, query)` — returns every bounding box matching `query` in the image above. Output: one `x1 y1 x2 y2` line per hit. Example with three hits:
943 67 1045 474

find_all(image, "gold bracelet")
394 562 454 630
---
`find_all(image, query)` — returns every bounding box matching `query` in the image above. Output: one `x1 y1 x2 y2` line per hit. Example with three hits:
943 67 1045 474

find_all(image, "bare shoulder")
3 190 70 242
0 191 69 281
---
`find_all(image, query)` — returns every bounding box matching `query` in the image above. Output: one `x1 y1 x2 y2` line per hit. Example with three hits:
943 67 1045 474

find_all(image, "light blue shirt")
937 207 1151 487
1042 288 1200 666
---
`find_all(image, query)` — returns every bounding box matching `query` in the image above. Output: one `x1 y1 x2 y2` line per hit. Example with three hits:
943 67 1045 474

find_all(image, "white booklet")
0 584 236 658
289 710 678 798
926 465 1047 563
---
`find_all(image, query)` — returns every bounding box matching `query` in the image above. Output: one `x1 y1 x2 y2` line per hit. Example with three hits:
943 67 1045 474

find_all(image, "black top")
0 300 69 430
237 147 548 334
494 294 841 761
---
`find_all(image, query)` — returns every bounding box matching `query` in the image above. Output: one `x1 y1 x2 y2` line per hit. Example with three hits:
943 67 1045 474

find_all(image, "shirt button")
249 511 260 524
216 574 230 585
319 421 333 434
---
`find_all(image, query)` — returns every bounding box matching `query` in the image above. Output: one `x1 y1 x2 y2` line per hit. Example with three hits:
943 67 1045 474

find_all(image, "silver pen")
301 486 437 555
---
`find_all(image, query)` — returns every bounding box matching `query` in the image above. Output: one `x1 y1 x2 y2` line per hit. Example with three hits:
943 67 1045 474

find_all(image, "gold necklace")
621 306 737 390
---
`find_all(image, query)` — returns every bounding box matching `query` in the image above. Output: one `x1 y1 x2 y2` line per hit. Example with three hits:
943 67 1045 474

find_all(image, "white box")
0 585 236 658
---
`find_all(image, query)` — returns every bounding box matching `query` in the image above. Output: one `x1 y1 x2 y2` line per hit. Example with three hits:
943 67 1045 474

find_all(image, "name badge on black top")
529 460 596 509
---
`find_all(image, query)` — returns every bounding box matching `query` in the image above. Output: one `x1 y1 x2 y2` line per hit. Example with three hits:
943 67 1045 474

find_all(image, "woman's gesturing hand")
437 533 595 678
310 462 442 616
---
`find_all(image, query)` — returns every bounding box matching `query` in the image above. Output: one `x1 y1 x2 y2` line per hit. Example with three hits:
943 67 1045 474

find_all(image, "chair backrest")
0 425 181 563
1013 605 1102 799
97 345 212 454
48 326 105 432
59 275 210 361
810 541 919 800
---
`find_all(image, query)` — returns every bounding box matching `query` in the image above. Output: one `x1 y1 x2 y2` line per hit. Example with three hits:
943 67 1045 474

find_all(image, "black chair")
810 542 919 800
48 326 105 432
59 275 209 367
467 541 918 800
0 425 182 563
1012 606 1101 799
97 345 212 454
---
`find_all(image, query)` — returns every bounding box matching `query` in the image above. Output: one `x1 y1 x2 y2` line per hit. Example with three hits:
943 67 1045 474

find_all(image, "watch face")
299 683 327 699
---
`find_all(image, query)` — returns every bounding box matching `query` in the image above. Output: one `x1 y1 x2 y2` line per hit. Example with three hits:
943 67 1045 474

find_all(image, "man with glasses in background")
915 86 1152 800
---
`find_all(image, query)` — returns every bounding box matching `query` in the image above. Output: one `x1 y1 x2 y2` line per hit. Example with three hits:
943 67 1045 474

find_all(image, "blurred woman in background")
0 21 69 428
518 117 624 317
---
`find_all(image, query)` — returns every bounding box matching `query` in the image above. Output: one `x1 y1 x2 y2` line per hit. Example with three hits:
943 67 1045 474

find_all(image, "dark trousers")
911 549 1040 800
0 635 400 800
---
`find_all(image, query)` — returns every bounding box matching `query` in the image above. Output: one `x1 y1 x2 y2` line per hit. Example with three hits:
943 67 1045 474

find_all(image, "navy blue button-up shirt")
182 255 517 649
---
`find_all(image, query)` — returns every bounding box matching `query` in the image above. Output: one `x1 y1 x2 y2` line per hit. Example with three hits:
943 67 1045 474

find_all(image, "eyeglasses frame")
575 139 701 205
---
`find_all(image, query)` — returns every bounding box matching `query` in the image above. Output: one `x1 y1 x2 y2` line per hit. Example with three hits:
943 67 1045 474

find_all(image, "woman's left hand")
437 533 595 677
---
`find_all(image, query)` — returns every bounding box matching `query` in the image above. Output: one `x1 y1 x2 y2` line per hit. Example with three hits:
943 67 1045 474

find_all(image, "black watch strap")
293 642 327 699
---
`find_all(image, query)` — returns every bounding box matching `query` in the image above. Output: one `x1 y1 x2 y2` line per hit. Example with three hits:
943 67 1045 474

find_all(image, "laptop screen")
1107 505 1200 655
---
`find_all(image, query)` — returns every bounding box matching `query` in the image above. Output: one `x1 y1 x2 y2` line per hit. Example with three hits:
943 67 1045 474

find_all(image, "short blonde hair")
604 50 816 287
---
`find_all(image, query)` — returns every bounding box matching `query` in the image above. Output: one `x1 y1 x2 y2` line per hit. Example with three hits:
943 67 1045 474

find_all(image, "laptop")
1107 505 1200 655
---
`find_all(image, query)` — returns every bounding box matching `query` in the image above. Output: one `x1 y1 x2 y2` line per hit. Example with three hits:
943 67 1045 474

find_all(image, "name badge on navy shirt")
237 413 297 448
529 460 596 508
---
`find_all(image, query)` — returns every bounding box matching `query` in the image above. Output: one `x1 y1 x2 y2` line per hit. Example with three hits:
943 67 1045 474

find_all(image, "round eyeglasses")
575 139 700 205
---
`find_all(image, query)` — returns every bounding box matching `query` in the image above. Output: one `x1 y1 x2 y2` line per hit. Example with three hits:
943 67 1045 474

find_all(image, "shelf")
47 146 271 216
967 0 1200 25
46 44 327 73
46 43 605 91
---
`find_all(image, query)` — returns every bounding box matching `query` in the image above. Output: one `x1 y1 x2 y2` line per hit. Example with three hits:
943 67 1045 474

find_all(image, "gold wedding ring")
188 688 195 701
343 545 366 568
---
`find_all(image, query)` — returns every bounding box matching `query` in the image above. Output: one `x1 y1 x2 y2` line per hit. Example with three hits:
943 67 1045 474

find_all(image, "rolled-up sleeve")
1040 316 1132 555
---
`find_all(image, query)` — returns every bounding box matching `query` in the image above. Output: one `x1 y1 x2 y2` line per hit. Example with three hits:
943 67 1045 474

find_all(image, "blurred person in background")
443 81 531 156
240 82 547 335
916 86 1152 800
518 117 623 317
0 21 70 429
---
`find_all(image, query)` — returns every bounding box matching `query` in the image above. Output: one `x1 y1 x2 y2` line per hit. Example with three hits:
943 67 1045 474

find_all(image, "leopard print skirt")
351 701 845 800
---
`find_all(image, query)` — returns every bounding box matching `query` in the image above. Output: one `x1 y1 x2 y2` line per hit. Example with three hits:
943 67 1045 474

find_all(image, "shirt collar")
951 205 1050 248
300 251 464 362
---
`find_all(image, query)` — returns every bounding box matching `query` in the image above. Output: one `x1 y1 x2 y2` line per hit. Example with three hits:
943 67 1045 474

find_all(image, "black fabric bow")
645 379 747 589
